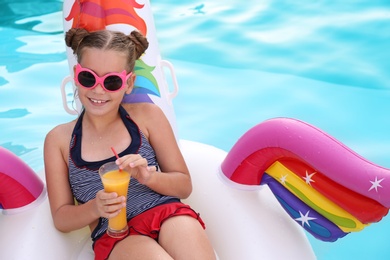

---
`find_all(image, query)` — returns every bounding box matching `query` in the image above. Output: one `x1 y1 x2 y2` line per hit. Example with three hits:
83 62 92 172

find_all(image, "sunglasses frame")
74 64 133 92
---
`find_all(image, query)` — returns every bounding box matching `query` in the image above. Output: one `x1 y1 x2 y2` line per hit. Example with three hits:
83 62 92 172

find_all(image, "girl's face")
75 48 135 116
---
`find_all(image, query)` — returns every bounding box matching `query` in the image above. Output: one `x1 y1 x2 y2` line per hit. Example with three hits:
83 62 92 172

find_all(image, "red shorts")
93 202 205 260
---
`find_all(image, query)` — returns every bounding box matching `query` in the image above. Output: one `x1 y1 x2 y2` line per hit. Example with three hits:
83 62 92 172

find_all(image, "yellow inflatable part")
266 161 367 233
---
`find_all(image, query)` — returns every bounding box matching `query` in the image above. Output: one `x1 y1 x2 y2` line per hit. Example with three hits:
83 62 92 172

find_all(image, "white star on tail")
295 211 316 227
279 175 288 184
369 177 384 192
303 171 316 186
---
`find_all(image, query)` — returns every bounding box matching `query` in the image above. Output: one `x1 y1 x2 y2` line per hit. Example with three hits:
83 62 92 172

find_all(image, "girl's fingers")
105 209 121 219
129 159 144 167
103 202 126 214
98 190 118 200
96 191 126 218
147 165 157 172
104 195 125 203
117 154 147 169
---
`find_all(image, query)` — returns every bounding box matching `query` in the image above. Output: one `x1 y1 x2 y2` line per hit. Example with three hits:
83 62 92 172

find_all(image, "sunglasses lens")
104 75 123 91
78 71 96 88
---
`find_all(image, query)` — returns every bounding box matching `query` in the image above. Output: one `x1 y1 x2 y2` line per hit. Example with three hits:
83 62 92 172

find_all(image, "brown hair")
65 28 149 72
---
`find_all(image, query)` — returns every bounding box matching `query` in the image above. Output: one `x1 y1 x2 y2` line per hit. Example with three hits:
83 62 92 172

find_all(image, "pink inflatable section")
221 118 390 207
0 147 45 212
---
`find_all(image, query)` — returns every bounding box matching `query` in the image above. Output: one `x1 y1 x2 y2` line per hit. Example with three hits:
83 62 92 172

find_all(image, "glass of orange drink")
99 161 131 238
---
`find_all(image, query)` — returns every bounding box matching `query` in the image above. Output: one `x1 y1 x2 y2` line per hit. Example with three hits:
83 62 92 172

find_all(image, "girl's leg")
158 215 216 260
109 235 173 260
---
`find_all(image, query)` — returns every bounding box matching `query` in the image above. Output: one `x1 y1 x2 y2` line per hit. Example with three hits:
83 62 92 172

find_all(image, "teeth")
90 98 106 104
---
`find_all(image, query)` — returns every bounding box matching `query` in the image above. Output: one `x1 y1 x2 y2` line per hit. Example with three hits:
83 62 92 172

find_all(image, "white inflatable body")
0 141 315 259
0 0 315 259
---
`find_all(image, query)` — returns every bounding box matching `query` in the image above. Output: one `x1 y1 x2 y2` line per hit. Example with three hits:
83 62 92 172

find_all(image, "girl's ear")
73 65 78 86
125 73 136 94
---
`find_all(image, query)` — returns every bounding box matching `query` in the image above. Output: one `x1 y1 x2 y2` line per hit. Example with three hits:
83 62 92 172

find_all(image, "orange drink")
99 162 130 238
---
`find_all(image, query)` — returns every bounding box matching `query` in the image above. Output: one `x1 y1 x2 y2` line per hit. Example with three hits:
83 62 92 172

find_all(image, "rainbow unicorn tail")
221 118 390 242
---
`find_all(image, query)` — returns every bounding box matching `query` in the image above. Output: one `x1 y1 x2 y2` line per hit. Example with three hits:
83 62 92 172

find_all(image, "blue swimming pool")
1 0 390 259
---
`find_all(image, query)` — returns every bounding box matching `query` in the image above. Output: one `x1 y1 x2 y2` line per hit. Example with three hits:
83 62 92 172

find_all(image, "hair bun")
65 28 89 53
129 31 149 59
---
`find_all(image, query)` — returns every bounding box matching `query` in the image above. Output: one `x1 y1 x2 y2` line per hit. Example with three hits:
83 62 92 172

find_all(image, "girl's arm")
44 125 124 232
121 103 192 199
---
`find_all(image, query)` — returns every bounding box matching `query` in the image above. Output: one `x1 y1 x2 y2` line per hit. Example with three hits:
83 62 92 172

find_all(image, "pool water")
1 0 390 259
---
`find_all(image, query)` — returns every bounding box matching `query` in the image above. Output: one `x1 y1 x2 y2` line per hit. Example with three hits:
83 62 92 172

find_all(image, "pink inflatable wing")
220 118 390 241
0 147 45 213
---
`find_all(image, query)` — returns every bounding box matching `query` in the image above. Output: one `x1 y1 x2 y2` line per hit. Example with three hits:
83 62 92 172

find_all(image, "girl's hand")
94 190 126 219
116 154 156 185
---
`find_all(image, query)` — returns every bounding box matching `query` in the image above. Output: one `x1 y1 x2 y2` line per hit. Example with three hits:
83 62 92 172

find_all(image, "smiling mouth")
89 98 108 104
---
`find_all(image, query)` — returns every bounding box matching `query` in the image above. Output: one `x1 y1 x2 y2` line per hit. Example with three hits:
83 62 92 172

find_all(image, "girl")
44 28 215 260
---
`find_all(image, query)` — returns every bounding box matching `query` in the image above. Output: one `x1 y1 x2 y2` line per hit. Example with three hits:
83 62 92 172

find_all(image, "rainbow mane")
65 0 146 35
65 0 160 104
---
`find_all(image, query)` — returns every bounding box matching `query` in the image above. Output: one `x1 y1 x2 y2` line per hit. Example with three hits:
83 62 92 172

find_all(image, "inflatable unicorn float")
1 0 389 259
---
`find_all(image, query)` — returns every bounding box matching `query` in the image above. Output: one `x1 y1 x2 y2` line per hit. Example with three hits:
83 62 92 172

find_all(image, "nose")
93 83 106 93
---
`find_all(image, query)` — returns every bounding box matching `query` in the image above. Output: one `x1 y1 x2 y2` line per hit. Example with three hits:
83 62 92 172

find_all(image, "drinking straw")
110 147 122 172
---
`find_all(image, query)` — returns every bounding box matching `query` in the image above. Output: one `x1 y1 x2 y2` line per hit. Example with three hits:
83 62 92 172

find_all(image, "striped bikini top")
68 105 179 241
